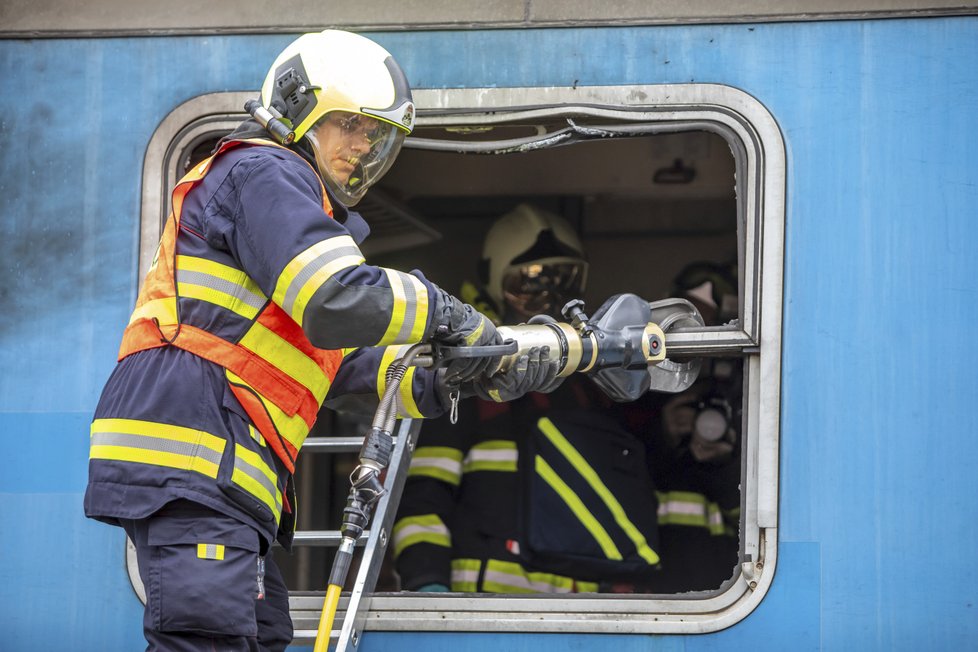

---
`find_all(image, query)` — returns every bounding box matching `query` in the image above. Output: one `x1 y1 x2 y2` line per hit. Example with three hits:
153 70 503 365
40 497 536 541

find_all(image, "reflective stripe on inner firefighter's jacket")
479 559 598 594
534 456 622 561
537 417 660 565
392 514 451 558
450 559 481 593
656 490 730 535
462 440 518 473
408 446 463 485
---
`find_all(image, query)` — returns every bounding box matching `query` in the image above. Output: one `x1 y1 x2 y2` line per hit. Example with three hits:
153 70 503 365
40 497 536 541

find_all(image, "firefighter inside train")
84 31 563 651
630 261 742 593
394 204 663 594
393 207 743 594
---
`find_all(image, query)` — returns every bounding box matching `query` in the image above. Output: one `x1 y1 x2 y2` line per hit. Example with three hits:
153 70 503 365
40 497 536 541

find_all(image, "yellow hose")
313 583 344 652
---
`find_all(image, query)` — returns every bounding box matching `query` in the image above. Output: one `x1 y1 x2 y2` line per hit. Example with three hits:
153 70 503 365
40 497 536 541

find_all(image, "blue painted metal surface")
1 16 977 651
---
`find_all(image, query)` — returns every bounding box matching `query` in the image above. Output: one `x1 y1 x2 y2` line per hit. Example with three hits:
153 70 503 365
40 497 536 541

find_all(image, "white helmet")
481 204 589 318
260 30 415 206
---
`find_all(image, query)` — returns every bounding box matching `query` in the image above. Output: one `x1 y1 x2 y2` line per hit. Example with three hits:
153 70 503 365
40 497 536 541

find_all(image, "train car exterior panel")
1 16 976 650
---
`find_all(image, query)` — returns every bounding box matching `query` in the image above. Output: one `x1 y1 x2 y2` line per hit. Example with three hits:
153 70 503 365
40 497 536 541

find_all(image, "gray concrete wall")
3 0 976 37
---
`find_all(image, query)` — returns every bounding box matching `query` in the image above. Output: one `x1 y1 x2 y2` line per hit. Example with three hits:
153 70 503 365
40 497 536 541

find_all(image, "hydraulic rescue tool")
313 294 705 651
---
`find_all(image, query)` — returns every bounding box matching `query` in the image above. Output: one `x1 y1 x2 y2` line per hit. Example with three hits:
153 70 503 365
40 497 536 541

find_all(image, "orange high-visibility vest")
119 139 343 472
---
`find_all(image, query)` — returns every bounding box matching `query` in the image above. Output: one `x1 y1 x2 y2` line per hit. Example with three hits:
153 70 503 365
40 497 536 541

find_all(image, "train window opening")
138 85 785 637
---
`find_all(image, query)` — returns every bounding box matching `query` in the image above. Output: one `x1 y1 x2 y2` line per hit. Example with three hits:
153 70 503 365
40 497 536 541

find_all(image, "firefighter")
393 204 661 594
624 261 743 593
84 31 560 651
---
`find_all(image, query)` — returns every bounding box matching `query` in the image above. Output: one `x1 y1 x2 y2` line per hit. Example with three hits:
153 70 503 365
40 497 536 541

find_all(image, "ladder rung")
301 437 365 453
301 436 402 454
291 530 370 546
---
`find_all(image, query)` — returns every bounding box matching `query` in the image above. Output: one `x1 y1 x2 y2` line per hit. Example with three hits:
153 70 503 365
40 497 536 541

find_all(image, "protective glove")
416 583 450 592
469 346 564 403
430 288 504 384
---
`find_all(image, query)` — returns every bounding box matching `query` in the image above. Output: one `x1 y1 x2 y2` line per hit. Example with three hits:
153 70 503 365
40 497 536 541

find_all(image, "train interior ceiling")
182 122 742 594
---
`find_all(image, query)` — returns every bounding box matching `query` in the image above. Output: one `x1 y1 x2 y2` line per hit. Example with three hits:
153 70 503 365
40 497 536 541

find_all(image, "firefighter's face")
309 112 380 185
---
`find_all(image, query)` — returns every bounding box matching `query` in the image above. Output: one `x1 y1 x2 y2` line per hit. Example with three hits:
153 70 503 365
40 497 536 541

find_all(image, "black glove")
470 346 564 402
430 288 503 384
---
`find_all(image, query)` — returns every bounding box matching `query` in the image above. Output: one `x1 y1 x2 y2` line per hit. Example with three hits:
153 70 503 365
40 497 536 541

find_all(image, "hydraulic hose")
314 344 428 652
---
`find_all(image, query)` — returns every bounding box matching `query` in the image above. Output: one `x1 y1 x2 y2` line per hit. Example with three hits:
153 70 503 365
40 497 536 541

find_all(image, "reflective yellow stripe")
463 440 518 473
378 269 429 346
89 418 226 479
197 543 225 560
239 321 330 403
408 446 463 485
90 444 221 478
248 424 265 447
392 514 451 557
398 366 422 418
380 269 407 344
128 297 177 326
226 371 311 451
483 559 575 594
656 490 729 536
406 274 429 342
377 345 423 418
463 317 485 346
231 465 282 525
273 236 365 326
233 453 281 525
538 417 659 565
450 559 481 592
535 456 622 561
176 255 267 320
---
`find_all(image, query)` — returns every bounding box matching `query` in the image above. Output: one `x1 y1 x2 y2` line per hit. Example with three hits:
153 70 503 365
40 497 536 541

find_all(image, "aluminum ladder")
289 419 422 650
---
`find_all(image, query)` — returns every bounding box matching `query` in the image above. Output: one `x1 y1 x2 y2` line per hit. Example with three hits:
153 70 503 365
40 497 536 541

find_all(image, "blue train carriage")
1 2 977 650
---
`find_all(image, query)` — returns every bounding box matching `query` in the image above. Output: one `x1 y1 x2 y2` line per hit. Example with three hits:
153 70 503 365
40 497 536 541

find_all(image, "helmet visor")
306 110 406 206
501 261 588 318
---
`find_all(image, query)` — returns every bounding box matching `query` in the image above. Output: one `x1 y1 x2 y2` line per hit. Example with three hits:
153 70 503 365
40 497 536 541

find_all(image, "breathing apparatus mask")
481 204 589 321
501 261 587 319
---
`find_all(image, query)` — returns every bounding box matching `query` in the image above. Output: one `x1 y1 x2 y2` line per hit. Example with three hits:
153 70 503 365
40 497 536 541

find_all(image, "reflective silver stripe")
466 448 518 463
450 559 482 591
198 543 225 560
410 455 463 475
392 515 452 557
463 443 518 473
483 565 573 593
394 521 450 543
392 270 420 342
658 500 707 518
176 269 267 310
91 431 224 467
282 242 363 317
379 269 429 345
233 449 283 515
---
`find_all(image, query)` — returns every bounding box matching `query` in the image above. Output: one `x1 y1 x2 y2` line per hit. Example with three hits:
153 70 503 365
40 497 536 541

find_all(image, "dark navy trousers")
122 500 292 651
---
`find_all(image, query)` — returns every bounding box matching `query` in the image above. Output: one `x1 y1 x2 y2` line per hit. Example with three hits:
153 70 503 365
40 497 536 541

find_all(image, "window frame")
138 83 785 637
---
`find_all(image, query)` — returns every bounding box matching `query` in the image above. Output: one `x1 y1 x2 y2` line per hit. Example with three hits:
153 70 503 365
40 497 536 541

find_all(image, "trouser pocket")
144 503 263 637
